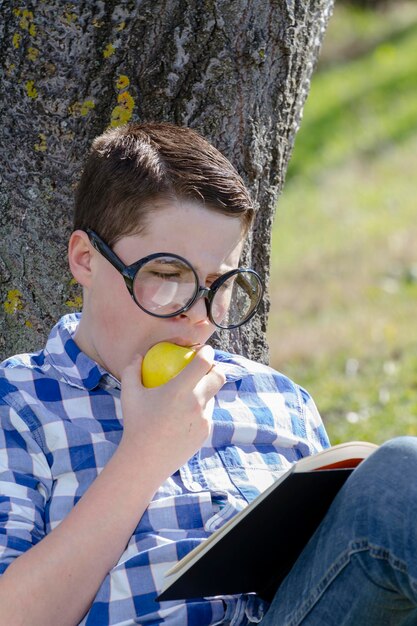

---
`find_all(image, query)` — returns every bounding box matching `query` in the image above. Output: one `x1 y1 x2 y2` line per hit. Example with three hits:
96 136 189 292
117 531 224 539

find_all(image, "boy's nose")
180 294 210 325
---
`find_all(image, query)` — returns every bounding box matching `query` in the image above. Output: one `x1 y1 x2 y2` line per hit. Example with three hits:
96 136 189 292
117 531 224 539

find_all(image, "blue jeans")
259 437 417 625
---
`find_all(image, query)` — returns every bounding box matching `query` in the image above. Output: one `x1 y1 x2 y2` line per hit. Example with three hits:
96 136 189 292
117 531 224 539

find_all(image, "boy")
0 123 416 626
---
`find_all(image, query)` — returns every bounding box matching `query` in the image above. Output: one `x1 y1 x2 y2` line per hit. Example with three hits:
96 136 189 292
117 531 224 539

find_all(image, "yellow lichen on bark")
3 290 24 314
116 75 130 89
34 133 47 152
25 80 38 99
68 100 95 117
12 33 21 49
66 279 83 309
103 43 116 58
65 295 83 308
80 100 95 116
19 9 36 36
110 75 135 127
27 47 40 61
64 12 78 24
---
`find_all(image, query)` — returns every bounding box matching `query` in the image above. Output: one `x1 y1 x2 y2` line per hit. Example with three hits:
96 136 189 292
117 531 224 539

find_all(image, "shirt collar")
44 313 108 390
214 350 247 383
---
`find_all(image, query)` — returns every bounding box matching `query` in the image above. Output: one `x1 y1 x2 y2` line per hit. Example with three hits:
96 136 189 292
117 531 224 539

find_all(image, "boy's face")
71 199 245 380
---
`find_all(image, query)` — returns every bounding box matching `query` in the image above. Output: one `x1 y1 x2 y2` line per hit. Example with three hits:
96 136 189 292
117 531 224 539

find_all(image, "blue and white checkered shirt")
0 314 329 625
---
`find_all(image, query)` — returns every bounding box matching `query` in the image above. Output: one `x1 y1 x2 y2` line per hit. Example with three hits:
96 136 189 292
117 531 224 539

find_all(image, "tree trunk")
0 0 333 364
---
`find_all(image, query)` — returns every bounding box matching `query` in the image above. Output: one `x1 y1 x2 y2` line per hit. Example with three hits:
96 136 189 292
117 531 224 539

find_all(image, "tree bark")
0 0 333 364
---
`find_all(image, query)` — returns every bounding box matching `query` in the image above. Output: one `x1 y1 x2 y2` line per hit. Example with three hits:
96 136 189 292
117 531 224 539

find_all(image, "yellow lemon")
142 342 197 388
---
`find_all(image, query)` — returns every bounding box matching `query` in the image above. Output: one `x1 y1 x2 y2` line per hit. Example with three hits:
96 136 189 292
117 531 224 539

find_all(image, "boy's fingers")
195 364 226 399
195 344 215 372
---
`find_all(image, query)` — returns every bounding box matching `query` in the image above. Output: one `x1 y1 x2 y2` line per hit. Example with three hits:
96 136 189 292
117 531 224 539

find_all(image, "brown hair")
73 122 254 246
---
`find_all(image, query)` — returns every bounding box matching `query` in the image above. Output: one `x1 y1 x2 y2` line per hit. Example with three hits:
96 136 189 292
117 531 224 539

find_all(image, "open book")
157 441 378 602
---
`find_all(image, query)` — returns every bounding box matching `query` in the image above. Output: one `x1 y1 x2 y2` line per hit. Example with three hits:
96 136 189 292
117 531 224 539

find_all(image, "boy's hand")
118 345 226 479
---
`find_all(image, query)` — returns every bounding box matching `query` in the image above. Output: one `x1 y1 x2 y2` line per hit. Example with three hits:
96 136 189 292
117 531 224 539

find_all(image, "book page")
294 441 378 472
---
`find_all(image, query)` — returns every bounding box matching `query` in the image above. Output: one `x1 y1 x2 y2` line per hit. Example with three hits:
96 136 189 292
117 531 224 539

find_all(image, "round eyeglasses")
86 229 264 330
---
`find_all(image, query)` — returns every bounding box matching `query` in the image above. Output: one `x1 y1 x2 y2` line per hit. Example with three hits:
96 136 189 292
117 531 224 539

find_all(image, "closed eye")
151 272 181 279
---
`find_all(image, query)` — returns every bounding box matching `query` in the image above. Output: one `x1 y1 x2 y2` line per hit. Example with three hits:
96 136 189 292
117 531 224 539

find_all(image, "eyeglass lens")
211 272 261 329
133 256 197 315
132 256 261 328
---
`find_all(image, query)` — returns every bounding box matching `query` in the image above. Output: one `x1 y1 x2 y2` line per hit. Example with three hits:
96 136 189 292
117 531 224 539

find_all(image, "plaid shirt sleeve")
0 391 53 572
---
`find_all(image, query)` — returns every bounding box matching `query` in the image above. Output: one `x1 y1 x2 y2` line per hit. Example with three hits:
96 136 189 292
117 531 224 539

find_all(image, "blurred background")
267 0 417 444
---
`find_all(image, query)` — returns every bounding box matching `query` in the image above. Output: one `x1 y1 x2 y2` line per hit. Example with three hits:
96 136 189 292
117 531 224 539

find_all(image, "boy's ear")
68 230 94 287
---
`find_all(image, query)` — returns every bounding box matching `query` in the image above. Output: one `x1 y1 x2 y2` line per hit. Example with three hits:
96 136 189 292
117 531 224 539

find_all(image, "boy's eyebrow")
150 259 188 269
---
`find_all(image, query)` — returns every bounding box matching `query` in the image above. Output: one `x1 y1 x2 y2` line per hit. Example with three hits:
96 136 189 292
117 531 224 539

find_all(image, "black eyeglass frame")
85 229 264 330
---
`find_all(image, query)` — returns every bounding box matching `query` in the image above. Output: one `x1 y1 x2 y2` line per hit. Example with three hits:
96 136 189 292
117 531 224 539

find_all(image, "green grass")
267 1 417 445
